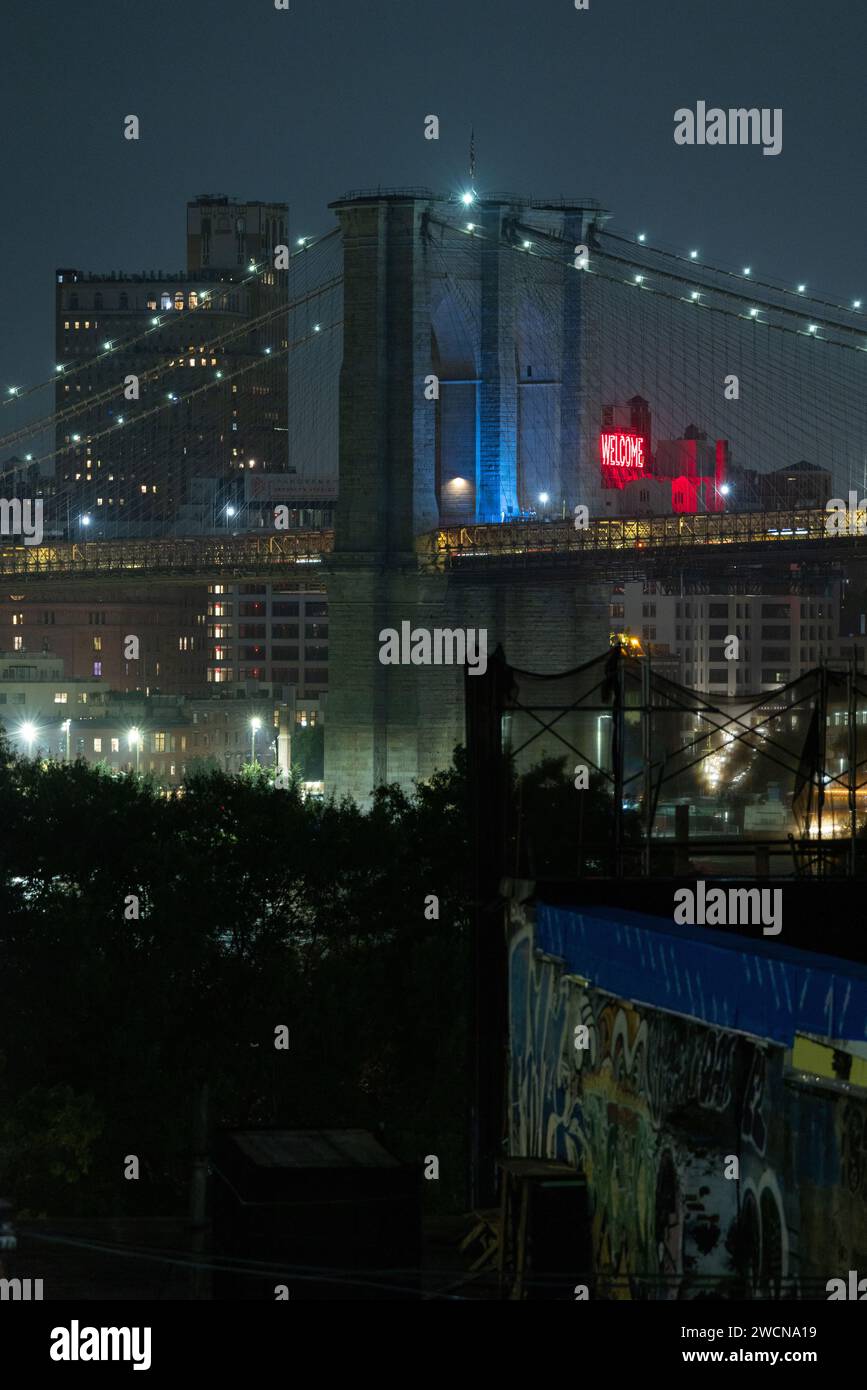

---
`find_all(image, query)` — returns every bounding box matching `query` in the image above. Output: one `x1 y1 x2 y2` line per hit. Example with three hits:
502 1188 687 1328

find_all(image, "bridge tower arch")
325 190 610 803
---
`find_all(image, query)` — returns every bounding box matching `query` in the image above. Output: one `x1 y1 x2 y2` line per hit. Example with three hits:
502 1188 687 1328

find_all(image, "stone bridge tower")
325 190 611 804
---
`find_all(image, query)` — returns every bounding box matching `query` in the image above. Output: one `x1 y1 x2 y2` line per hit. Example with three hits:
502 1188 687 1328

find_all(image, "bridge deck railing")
423 509 854 564
0 531 335 579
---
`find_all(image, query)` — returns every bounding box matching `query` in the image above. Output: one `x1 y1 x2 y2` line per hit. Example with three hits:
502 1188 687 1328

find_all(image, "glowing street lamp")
250 716 263 765
127 727 141 774
19 721 38 756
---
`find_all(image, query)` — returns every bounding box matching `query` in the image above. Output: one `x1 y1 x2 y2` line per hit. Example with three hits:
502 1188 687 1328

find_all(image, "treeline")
0 736 629 1220
0 744 471 1216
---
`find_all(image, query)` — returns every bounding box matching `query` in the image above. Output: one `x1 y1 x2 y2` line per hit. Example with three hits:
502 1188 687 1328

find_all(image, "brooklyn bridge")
3 187 867 802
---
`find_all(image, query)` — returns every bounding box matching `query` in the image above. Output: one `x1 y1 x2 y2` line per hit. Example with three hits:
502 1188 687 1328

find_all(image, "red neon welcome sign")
600 431 646 469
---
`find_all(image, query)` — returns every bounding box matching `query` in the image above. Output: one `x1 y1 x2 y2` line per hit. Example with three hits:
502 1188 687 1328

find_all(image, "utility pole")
642 654 653 877
849 659 858 876
465 645 512 1208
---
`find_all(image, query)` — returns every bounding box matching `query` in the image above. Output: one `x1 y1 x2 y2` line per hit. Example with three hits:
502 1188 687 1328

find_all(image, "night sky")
3 0 866 431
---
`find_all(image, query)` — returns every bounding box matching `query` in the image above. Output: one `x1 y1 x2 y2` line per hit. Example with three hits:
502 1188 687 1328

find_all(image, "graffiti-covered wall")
508 902 867 1299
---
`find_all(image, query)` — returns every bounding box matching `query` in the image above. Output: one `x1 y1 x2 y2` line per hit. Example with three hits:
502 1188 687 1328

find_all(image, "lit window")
111 737 119 753
174 292 184 311
154 732 166 752
141 484 147 493
12 612 22 625
92 660 102 677
189 357 196 367
74 321 80 329
93 737 102 753
54 691 68 704
84 320 90 328
93 636 102 652
147 297 157 311
161 293 172 311
13 636 22 650
64 320 70 329
189 292 198 309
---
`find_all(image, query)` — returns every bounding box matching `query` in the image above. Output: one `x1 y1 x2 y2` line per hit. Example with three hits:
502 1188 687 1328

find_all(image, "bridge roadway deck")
0 510 864 584
423 509 867 580
0 531 335 586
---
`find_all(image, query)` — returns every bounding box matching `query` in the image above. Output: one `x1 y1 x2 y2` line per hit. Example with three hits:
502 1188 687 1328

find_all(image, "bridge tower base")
325 567 610 805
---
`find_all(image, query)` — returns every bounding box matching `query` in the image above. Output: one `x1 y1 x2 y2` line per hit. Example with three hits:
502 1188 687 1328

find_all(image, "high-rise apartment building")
54 196 289 537
206 581 328 710
0 589 208 694
612 582 843 695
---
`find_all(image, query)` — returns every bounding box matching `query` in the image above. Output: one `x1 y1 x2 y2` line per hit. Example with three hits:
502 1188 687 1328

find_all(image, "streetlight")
250 716 262 765
128 727 141 774
225 504 236 528
62 718 71 761
19 721 37 757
